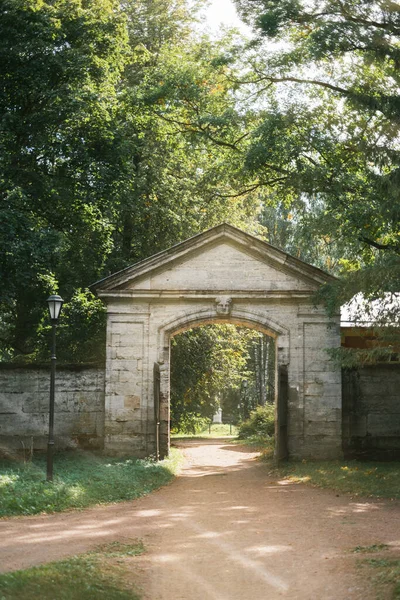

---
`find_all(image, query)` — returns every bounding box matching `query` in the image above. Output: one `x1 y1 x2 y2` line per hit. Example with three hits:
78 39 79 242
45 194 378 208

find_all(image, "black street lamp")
46 294 64 482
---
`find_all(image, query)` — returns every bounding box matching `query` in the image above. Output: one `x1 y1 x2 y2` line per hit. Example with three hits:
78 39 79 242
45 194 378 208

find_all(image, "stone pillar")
104 314 148 456
302 320 342 459
158 361 170 459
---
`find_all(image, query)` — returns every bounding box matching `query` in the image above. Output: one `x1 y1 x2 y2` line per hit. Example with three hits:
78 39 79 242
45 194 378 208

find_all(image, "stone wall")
1 362 399 458
342 364 400 459
0 364 105 451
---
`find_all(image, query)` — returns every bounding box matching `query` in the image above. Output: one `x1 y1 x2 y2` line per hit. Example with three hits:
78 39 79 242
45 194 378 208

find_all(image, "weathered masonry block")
0 364 104 450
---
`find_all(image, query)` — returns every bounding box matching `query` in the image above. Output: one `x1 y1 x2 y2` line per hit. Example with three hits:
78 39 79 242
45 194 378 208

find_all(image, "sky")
200 0 251 36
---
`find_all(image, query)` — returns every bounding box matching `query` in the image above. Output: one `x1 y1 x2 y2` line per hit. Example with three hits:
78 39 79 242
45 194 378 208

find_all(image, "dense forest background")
1 0 399 425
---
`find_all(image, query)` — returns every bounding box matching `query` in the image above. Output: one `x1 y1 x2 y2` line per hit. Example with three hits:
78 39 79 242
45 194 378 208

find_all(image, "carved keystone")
215 296 232 316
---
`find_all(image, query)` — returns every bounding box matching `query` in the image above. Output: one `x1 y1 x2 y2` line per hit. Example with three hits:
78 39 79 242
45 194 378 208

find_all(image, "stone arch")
94 224 342 460
155 307 290 459
157 306 290 364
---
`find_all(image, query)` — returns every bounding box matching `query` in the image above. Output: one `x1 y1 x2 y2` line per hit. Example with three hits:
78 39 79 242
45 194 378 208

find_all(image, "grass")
353 545 400 599
273 459 400 500
362 558 400 599
352 544 390 554
0 449 183 518
229 434 400 500
236 433 400 500
234 434 275 455
0 541 144 600
171 423 238 438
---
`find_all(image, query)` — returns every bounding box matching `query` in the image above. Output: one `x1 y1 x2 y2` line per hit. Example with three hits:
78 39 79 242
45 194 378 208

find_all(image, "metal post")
47 322 57 481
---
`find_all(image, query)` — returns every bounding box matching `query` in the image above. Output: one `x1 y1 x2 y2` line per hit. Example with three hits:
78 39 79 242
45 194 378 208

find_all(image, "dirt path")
1 440 399 599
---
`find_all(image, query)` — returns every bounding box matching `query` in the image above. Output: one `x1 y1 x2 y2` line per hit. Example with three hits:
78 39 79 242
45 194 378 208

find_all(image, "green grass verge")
225 435 400 500
0 449 183 518
353 545 400 599
362 557 400 599
274 460 400 500
0 541 144 600
352 544 390 554
171 423 238 438
230 435 275 462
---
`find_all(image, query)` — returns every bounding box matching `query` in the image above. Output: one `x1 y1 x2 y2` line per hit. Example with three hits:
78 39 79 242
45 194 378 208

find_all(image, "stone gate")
94 224 342 460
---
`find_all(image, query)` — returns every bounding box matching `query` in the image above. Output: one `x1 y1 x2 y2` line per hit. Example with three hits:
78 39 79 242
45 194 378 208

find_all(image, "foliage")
0 542 144 600
329 346 399 370
229 0 400 349
0 0 263 362
0 449 182 517
38 290 107 363
171 423 238 438
0 0 129 360
238 404 275 439
170 412 210 435
170 324 271 431
111 17 262 267
4 0 400 371
274 460 400 500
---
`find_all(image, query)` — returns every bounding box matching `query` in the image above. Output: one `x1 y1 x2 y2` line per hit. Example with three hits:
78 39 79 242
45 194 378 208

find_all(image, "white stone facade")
95 224 342 460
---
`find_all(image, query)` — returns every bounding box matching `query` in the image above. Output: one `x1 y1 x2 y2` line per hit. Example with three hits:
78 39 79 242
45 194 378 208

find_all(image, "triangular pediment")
93 224 335 295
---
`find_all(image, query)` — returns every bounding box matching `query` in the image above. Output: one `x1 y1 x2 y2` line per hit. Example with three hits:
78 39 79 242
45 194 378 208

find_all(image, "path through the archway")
0 440 399 599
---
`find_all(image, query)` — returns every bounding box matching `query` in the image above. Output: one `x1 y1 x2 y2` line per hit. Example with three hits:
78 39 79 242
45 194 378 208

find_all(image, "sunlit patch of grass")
359 557 400 599
0 448 183 518
172 423 238 438
352 544 400 599
274 460 400 499
93 540 145 558
232 434 275 456
281 474 311 484
0 541 144 600
0 474 19 488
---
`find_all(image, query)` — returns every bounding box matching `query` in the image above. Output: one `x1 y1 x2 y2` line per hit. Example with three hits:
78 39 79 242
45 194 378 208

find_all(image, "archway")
94 224 342 460
157 310 287 460
169 322 276 435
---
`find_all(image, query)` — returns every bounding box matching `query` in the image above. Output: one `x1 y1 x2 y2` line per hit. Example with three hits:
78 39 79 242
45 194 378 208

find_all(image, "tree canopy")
1 0 399 368
170 324 275 432
0 0 259 361
230 0 400 325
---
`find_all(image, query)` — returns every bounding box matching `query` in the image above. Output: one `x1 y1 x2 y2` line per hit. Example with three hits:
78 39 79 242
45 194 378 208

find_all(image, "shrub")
170 412 209 435
238 404 275 439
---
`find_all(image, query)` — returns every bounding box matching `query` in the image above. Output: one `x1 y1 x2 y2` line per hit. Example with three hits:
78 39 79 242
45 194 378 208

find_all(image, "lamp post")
46 294 64 482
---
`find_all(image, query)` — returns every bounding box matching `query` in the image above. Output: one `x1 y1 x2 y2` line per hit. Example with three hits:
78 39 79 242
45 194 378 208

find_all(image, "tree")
109 4 263 269
170 324 275 432
0 0 261 361
0 0 129 358
229 0 400 331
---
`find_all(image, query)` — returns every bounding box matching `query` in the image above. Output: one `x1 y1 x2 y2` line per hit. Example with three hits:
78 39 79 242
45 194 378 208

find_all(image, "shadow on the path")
0 438 392 600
